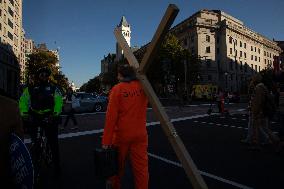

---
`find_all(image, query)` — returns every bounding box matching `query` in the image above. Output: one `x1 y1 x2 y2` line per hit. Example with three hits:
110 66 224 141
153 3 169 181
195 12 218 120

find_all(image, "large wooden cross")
114 4 208 189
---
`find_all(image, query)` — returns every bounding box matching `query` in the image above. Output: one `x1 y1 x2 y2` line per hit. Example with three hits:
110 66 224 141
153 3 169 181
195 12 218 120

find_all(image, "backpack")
262 88 277 119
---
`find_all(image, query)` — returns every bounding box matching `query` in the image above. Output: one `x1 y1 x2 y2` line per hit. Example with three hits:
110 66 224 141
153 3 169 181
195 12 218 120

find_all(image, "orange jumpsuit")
102 80 149 189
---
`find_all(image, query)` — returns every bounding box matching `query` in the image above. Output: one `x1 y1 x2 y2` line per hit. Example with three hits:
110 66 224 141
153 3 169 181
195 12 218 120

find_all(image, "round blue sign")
10 133 34 189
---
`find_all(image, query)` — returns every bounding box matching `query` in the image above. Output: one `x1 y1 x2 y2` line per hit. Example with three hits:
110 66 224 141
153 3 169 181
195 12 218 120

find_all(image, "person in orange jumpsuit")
102 64 149 189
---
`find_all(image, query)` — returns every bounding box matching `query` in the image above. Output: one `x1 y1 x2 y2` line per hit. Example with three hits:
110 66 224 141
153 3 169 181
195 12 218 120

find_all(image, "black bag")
94 148 118 179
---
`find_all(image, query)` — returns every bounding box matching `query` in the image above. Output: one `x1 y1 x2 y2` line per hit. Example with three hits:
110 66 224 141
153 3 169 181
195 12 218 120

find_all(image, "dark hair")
117 64 136 78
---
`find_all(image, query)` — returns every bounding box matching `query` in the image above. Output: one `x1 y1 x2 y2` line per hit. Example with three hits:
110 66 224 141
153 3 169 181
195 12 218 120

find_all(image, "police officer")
19 67 63 174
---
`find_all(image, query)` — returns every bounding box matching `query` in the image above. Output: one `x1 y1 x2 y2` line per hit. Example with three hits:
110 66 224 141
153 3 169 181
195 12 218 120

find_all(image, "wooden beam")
114 28 139 69
139 4 179 74
138 74 208 189
113 4 208 189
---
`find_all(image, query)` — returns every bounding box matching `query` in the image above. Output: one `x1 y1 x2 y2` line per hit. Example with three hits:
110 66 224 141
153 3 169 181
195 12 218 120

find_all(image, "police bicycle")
27 114 54 187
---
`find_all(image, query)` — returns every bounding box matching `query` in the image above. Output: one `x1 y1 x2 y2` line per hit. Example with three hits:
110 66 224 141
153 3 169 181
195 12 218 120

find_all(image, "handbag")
93 147 118 179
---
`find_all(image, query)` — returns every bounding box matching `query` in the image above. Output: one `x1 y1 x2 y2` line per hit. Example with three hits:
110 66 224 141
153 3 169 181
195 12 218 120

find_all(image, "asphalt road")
25 104 284 189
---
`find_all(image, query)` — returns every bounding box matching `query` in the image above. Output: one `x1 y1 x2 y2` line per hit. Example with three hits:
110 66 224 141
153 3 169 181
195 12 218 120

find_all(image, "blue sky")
23 0 284 87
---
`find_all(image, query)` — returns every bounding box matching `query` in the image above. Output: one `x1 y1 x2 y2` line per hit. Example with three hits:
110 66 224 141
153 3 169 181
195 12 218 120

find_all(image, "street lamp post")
184 59 187 98
233 39 238 92
224 72 228 91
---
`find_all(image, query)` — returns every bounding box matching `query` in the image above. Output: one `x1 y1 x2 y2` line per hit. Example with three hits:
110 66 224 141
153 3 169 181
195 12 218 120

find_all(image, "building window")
8 7 13 17
265 59 266 64
264 51 266 56
258 48 260 54
240 41 242 47
183 38 187 46
8 31 13 40
9 0 14 6
229 37 233 44
206 46 210 53
244 43 246 49
8 18 13 28
255 56 257 61
251 55 253 60
235 50 237 56
254 47 256 52
259 57 260 62
251 46 253 51
259 66 261 72
244 52 246 58
208 75 212 81
240 51 242 57
255 65 257 72
230 48 232 54
206 35 210 42
235 40 238 46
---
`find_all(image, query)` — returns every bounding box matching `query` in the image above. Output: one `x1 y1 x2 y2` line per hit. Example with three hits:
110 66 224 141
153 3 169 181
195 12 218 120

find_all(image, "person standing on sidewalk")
63 87 78 129
241 78 269 145
250 74 279 149
102 64 149 189
216 88 224 113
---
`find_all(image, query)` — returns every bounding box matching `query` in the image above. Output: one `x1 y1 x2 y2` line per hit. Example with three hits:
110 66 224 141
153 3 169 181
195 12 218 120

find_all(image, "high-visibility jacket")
19 84 63 116
102 80 148 145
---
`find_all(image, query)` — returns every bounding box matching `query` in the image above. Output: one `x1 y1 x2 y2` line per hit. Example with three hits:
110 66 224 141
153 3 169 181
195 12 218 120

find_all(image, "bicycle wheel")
42 137 53 166
29 141 43 188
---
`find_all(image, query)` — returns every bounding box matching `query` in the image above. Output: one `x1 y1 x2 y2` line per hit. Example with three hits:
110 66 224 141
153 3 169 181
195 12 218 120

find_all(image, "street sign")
10 133 34 189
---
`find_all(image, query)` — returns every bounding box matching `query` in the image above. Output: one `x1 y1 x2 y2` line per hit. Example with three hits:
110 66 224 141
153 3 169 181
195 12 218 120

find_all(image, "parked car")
73 92 108 112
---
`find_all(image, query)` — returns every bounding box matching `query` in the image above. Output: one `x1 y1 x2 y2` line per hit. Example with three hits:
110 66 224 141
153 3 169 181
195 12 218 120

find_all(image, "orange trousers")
110 139 148 189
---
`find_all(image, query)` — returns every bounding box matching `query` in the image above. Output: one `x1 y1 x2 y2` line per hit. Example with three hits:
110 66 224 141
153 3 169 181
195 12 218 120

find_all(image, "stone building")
170 10 282 92
275 40 284 69
0 0 24 97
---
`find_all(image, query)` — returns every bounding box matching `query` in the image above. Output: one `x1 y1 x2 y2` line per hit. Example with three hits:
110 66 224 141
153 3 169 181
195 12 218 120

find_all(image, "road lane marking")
24 129 104 144
24 111 247 144
148 153 254 189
